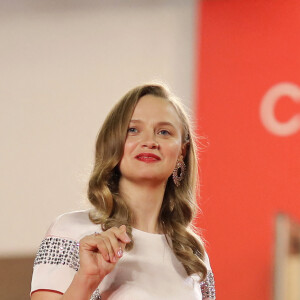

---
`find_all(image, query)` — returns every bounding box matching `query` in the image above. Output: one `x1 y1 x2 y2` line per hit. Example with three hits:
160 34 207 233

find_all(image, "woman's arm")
31 291 63 300
31 225 131 300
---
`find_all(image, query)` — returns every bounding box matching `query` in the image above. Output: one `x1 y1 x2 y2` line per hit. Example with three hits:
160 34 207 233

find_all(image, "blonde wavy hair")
88 83 207 281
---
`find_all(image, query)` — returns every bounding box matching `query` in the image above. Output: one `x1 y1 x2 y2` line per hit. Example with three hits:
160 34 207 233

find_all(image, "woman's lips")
135 153 161 163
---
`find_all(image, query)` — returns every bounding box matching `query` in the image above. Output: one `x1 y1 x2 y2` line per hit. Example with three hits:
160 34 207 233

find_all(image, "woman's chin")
132 175 167 185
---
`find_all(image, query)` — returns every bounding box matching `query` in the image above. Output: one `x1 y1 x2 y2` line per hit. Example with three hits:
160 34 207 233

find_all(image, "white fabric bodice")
31 210 216 300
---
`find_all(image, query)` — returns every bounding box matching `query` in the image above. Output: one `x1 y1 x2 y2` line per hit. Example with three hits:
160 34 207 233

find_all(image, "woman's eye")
128 127 138 133
158 130 170 136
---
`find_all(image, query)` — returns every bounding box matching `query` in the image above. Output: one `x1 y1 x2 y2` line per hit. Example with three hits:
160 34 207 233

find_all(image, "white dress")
31 210 216 300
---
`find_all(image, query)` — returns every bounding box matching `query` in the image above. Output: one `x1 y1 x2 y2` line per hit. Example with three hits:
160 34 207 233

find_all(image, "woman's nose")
141 134 159 149
142 140 159 149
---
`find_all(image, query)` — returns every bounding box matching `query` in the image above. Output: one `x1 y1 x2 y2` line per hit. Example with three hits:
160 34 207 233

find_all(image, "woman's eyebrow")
156 121 176 128
129 120 176 128
129 119 142 123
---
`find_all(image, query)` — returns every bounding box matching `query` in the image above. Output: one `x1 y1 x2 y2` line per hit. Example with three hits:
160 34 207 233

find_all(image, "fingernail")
117 248 123 257
124 232 131 243
112 256 117 262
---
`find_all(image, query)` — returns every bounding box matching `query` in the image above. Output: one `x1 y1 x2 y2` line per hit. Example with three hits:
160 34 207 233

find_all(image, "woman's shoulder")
45 209 100 241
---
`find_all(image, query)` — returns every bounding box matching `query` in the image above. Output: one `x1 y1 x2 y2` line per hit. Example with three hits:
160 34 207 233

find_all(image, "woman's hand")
77 225 131 286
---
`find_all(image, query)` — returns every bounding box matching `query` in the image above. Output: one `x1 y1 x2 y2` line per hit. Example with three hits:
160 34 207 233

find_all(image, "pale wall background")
0 0 198 256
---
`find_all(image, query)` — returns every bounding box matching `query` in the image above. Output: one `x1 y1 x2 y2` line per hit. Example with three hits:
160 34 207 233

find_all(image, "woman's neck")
118 177 166 234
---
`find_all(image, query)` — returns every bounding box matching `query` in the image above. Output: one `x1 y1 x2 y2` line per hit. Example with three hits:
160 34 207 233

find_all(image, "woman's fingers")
105 234 122 260
80 225 130 264
100 235 117 262
104 226 131 259
80 234 110 262
109 225 131 244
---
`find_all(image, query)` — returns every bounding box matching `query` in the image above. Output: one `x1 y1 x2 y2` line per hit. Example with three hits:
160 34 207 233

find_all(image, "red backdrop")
195 1 300 299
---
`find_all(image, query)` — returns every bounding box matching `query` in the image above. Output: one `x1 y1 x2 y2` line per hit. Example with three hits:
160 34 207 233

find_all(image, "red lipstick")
135 153 161 163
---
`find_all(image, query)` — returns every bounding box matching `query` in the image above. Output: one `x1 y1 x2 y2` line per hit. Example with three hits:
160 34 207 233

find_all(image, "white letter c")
260 82 300 136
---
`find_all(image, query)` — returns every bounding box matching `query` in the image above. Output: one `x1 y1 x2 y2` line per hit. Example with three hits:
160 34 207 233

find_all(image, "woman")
31 83 216 300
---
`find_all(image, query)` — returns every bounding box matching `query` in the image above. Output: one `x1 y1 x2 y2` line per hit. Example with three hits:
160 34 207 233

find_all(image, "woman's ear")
181 142 189 158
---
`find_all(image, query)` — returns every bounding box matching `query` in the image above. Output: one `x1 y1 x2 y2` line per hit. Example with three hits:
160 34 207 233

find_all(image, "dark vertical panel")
0 256 35 300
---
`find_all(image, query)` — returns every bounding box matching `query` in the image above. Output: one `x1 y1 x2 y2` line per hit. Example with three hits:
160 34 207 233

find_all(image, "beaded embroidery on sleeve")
200 270 216 299
34 236 101 300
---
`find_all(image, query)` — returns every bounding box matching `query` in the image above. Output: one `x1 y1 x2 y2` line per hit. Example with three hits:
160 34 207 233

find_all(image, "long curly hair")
88 83 207 281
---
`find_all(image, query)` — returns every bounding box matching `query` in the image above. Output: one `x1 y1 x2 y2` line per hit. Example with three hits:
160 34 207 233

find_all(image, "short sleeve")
30 210 100 298
200 251 216 299
31 227 80 295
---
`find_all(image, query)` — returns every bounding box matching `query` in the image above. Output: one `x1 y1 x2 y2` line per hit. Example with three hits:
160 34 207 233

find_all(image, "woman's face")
119 94 184 184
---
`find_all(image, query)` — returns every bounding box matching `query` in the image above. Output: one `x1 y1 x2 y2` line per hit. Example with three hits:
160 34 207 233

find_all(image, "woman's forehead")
131 95 182 125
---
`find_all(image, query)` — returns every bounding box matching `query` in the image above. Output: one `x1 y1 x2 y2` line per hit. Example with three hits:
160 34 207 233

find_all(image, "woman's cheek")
166 140 182 156
123 138 138 153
